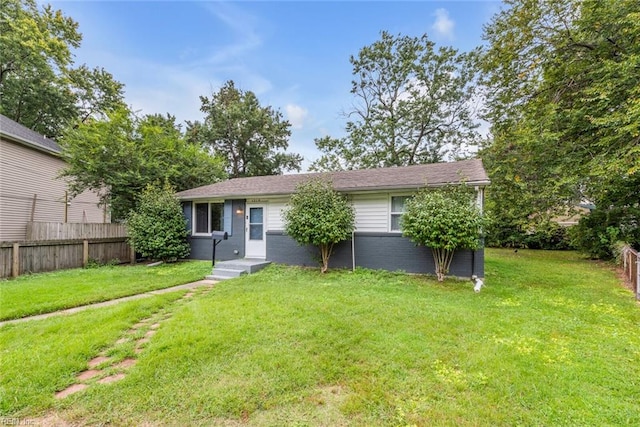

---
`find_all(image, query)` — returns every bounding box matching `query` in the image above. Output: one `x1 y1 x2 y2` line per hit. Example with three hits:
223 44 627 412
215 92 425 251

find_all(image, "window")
390 196 410 231
194 202 224 234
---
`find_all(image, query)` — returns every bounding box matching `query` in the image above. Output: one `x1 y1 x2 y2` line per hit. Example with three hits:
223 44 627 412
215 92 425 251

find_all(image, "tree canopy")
59 108 226 221
480 0 640 253
0 0 125 138
187 80 303 178
311 31 480 171
283 179 355 273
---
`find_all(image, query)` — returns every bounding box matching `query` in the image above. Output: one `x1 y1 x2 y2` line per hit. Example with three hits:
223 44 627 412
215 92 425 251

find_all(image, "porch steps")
207 258 271 281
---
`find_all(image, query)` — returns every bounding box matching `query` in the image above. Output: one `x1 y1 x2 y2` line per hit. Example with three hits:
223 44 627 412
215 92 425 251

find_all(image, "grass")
0 260 210 320
0 292 183 415
3 249 640 425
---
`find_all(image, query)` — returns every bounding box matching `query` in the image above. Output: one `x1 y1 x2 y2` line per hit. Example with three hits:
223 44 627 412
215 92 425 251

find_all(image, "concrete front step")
206 259 271 281
207 268 247 280
216 259 271 274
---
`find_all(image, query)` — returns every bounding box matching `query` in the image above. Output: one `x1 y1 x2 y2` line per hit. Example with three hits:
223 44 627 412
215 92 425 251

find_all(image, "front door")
245 204 266 259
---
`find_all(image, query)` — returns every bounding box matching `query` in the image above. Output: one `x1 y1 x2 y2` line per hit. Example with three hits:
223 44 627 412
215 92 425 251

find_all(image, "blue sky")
48 0 501 169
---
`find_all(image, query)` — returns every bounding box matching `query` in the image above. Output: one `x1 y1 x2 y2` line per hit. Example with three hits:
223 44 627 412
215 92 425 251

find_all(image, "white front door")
245 204 266 259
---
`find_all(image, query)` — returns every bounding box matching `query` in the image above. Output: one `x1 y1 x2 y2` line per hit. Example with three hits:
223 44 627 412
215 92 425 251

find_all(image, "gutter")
176 180 492 200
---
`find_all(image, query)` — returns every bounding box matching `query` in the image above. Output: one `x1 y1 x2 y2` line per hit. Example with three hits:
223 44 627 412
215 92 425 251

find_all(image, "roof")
0 114 61 155
176 158 490 200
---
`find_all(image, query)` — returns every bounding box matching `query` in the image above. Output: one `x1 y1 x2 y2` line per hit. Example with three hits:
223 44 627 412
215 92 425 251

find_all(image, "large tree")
480 0 640 253
0 0 124 138
187 80 302 178
311 31 480 171
59 108 226 220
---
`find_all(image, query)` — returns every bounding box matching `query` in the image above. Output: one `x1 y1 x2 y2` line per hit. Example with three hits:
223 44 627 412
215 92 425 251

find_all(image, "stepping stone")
114 358 137 369
98 373 126 384
137 338 150 346
145 330 156 338
55 383 87 399
133 322 148 329
184 293 194 298
88 356 111 368
115 338 128 344
150 323 161 329
134 347 143 354
76 369 101 381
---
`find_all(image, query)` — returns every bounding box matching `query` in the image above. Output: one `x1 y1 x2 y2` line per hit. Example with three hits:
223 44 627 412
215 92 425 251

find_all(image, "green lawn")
0 293 184 415
0 261 211 320
2 249 639 426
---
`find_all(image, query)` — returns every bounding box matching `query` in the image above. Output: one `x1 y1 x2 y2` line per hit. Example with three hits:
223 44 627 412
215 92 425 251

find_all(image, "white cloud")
285 104 309 129
431 8 455 40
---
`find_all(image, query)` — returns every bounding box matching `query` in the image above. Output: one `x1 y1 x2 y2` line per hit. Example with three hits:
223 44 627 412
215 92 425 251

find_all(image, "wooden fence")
0 238 134 279
620 245 639 300
26 222 128 240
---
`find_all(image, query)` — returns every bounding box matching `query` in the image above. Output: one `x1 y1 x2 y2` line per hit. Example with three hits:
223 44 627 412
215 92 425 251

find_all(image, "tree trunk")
320 243 334 273
432 248 454 282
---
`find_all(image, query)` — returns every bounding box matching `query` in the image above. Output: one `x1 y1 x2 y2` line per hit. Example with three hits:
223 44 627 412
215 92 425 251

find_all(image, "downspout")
471 250 476 278
352 230 356 272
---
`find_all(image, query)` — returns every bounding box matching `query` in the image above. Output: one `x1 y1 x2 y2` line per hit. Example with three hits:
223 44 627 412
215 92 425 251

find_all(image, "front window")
390 196 410 231
194 202 224 234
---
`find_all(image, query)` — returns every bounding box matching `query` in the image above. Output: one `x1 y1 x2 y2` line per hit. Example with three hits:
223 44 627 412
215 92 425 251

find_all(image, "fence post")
130 243 136 265
12 243 20 278
636 254 640 301
83 240 89 267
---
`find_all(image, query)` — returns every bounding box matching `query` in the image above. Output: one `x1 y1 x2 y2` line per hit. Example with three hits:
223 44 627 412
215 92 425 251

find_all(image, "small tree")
402 185 485 281
283 179 355 273
127 182 190 262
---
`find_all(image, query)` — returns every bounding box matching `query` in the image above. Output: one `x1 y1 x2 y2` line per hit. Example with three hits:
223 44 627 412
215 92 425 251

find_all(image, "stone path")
54 283 216 400
0 279 217 326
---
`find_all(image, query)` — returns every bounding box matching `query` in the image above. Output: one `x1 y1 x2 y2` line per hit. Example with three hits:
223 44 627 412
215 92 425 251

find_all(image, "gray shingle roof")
0 114 61 154
176 158 490 199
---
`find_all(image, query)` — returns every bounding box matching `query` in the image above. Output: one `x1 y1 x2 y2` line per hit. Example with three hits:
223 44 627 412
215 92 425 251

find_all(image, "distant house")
176 159 490 278
0 114 107 241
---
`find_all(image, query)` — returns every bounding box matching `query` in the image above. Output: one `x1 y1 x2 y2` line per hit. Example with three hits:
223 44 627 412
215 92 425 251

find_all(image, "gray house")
176 158 490 277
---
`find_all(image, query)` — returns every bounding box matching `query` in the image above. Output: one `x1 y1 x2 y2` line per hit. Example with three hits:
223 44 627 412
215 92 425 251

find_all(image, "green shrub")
283 179 355 273
523 221 573 250
569 206 640 259
127 182 190 262
402 185 486 281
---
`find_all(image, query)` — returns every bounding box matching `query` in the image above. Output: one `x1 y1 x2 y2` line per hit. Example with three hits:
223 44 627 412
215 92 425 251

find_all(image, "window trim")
389 194 412 232
192 200 225 236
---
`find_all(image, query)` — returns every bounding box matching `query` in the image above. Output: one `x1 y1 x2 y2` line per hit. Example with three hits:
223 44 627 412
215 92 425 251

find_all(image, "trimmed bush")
283 179 355 273
127 182 190 262
402 185 486 281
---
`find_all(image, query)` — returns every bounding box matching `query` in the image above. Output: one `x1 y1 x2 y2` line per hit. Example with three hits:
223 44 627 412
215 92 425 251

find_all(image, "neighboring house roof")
0 114 61 155
177 158 490 200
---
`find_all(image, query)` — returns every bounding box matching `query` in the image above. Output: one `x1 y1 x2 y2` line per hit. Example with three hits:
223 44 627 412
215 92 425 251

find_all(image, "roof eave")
1 131 61 156
176 179 491 200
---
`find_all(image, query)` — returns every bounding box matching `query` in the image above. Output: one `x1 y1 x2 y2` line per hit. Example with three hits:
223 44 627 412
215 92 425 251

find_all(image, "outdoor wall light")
236 208 243 214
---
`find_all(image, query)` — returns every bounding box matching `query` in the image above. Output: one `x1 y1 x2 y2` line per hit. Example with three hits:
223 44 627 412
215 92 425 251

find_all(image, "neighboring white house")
0 114 107 241
176 159 490 277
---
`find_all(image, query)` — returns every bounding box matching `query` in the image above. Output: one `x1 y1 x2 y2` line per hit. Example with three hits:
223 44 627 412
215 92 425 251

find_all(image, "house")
177 159 490 278
0 114 107 241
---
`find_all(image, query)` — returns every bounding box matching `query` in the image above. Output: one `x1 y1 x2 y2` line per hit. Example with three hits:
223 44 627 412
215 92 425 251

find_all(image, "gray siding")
0 138 106 242
187 200 245 261
266 231 484 278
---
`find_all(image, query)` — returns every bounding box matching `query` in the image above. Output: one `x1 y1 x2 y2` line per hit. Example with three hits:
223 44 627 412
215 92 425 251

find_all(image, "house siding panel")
188 199 246 261
266 199 288 231
0 138 105 241
266 231 484 277
352 194 388 232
